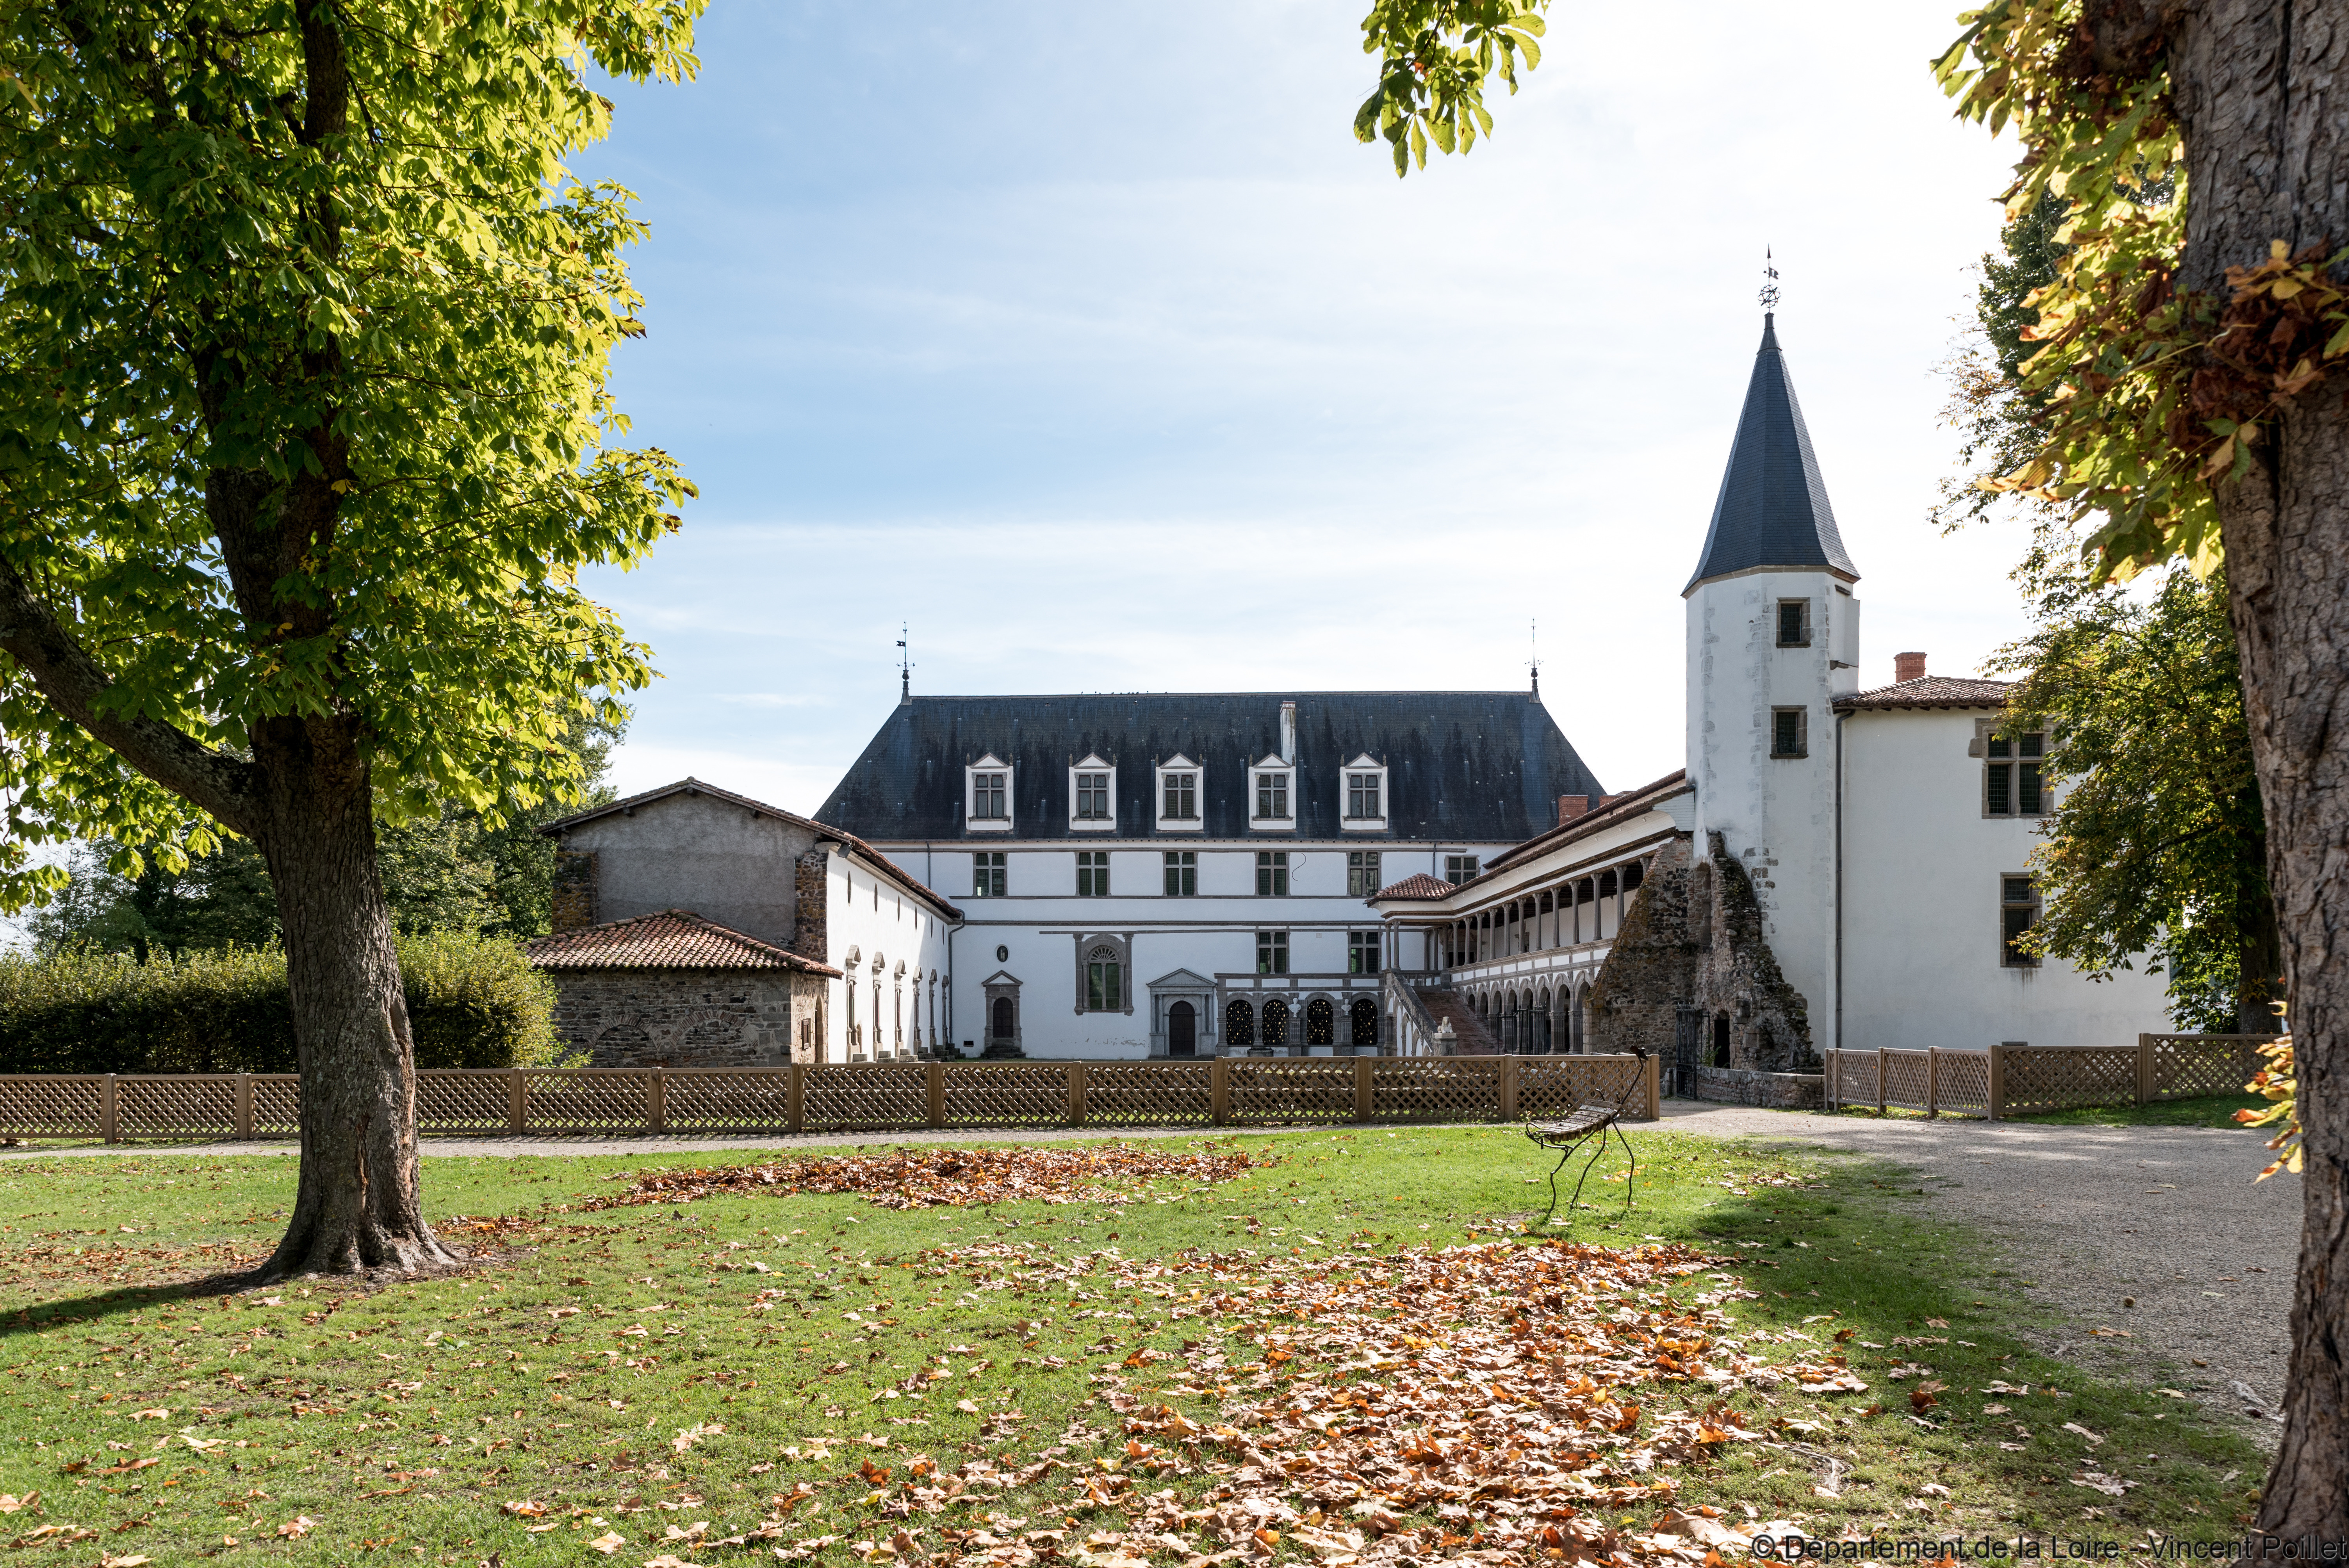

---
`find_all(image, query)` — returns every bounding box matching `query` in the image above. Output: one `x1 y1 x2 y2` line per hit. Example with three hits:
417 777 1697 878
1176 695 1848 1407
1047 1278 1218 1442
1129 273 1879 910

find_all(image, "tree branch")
0 558 260 837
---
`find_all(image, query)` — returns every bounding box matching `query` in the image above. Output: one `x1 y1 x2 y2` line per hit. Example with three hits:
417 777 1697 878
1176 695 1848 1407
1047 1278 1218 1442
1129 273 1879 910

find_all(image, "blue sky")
574 1 2028 814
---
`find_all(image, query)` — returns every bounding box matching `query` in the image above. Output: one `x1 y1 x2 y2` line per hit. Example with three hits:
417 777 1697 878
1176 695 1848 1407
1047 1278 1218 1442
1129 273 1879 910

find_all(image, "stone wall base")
1691 1066 1825 1109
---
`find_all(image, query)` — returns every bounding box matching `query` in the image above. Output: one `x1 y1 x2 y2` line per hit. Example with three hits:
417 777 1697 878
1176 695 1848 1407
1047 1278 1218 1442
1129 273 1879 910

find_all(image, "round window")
996 944 1010 963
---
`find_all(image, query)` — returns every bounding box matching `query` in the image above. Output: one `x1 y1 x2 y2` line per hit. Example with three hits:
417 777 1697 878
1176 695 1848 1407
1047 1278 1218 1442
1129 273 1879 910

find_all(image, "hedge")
0 931 563 1074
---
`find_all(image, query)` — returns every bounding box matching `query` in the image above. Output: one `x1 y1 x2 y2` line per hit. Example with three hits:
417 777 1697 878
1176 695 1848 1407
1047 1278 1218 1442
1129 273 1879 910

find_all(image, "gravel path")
1658 1099 2300 1447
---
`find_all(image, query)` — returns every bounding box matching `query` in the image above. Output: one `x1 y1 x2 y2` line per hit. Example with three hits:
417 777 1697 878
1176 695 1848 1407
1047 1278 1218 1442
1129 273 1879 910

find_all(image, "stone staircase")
1415 988 1502 1055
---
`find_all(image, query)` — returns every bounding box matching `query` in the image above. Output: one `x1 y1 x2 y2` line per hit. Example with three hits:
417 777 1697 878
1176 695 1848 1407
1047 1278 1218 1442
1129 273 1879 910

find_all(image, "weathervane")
897 623 914 704
1759 246 1780 313
1527 618 1542 699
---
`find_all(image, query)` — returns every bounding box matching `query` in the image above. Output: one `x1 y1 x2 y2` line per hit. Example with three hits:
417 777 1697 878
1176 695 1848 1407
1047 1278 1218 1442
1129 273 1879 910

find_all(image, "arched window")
1084 944 1123 1012
1305 997 1335 1047
1349 997 1378 1049
1225 999 1256 1048
1262 998 1292 1050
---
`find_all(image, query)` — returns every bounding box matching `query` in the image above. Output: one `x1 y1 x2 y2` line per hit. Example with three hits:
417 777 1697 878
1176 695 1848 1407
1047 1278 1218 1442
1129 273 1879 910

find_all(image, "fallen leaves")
672 1422 724 1454
586 1532 627 1555
584 1144 1267 1213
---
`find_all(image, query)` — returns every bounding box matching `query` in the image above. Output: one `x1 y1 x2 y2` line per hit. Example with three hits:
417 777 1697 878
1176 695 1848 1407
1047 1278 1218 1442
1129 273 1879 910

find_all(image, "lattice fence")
1880 1050 1933 1113
117 1076 237 1140
1229 1060 1355 1124
1517 1057 1641 1120
1081 1062 1214 1127
0 1075 103 1139
667 1070 793 1135
1999 1046 2137 1116
523 1070 652 1135
1374 1059 1500 1123
1931 1051 1990 1119
803 1064 927 1134
0 1054 1668 1141
2151 1035 2267 1101
1828 1051 1880 1110
417 1071 510 1137
944 1064 1068 1129
253 1076 300 1137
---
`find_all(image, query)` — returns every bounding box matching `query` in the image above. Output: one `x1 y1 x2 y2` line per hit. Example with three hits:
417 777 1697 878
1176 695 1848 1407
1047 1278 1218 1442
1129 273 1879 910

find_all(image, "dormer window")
965 756 1013 833
1068 755 1116 832
1338 754 1388 832
1154 755 1203 833
1249 757 1295 831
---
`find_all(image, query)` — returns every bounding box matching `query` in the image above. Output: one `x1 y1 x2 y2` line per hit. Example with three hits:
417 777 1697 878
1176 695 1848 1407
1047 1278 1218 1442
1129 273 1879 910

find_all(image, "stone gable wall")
547 968 827 1068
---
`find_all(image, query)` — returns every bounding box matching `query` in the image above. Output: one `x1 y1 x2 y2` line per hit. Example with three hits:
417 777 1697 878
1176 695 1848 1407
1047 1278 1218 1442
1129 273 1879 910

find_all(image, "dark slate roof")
813 692 1603 842
1684 315 1859 594
524 910 842 976
1834 675 2011 712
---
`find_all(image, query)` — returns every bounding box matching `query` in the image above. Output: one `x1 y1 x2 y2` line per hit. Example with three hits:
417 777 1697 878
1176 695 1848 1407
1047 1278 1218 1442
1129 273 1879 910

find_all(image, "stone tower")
1682 313 1859 1041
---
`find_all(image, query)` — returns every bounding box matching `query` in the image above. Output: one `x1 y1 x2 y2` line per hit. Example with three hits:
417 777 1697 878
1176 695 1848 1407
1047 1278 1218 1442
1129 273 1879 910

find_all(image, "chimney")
1894 651 1927 683
1558 794 1589 824
1278 700 1296 764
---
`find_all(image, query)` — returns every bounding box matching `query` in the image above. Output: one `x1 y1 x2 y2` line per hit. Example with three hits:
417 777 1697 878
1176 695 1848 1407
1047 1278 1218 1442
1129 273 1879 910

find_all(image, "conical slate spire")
1683 314 1857 594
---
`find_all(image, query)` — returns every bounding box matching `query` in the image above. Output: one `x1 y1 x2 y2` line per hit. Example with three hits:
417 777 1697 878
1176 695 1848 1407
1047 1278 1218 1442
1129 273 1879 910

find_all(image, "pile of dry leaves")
583 1144 1264 1213
709 1238 1847 1567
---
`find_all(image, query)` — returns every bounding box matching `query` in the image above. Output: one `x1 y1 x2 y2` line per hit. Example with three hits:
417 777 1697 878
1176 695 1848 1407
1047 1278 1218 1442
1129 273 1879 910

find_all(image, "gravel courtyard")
1661 1099 2300 1447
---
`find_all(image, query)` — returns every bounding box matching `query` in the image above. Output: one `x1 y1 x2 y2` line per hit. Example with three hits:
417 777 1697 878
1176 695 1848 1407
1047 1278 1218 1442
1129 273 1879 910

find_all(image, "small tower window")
2001 875 2042 967
1776 599 1813 648
1770 707 1809 759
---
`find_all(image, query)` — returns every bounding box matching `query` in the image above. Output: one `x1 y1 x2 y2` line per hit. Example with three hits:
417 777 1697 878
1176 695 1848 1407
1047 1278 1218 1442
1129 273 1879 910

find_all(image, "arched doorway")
1224 999 1255 1050
1169 1000 1197 1057
1262 998 1292 1052
991 995 1016 1047
1305 997 1335 1048
1349 997 1378 1051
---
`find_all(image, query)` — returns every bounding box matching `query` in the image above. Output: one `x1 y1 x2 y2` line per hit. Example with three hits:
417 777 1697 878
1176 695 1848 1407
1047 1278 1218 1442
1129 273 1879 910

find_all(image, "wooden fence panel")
941 1064 1070 1129
251 1076 301 1137
118 1075 237 1140
522 1070 654 1135
417 1071 513 1137
1996 1046 2137 1115
1371 1058 1502 1123
1228 1059 1355 1124
802 1064 927 1133
0 1075 101 1139
665 1069 793 1135
2150 1035 2268 1101
1932 1050 1991 1119
1880 1050 1932 1112
1517 1056 1645 1120
1085 1062 1214 1126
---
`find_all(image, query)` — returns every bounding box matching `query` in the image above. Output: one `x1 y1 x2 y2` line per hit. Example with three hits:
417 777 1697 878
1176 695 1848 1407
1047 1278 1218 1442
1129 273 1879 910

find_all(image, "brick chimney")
1894 651 1927 684
1558 794 1589 825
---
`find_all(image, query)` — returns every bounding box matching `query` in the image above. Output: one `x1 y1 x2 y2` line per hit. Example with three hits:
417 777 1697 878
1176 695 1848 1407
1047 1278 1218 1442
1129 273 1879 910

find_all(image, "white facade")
1836 704 2168 1052
1685 566 1857 1037
896 839 1518 1058
820 844 956 1064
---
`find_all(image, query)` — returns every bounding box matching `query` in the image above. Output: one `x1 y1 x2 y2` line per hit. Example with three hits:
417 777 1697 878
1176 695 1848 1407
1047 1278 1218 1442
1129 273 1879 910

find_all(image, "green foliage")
1933 5 2349 582
0 0 700 896
0 931 559 1074
1354 1 1547 175
1993 554 2275 1031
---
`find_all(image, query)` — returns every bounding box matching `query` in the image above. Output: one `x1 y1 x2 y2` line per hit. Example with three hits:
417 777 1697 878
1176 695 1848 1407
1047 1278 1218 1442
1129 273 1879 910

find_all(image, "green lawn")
0 1129 2264 1563
1827 1094 2261 1130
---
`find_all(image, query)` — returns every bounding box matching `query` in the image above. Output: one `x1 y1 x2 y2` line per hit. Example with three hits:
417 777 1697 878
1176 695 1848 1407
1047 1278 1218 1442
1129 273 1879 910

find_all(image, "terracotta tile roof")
524 910 841 976
1372 872 1458 901
1480 769 1690 876
1834 675 2012 712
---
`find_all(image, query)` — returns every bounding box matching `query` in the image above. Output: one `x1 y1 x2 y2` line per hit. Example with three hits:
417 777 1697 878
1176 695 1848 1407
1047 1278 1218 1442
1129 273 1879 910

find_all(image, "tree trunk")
250 714 460 1281
2238 826 2285 1036
2176 1 2349 1539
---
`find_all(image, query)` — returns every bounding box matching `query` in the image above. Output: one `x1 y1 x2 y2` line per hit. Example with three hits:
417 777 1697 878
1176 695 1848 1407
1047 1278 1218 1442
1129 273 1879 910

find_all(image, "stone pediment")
979 970 1022 987
1147 968 1215 990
